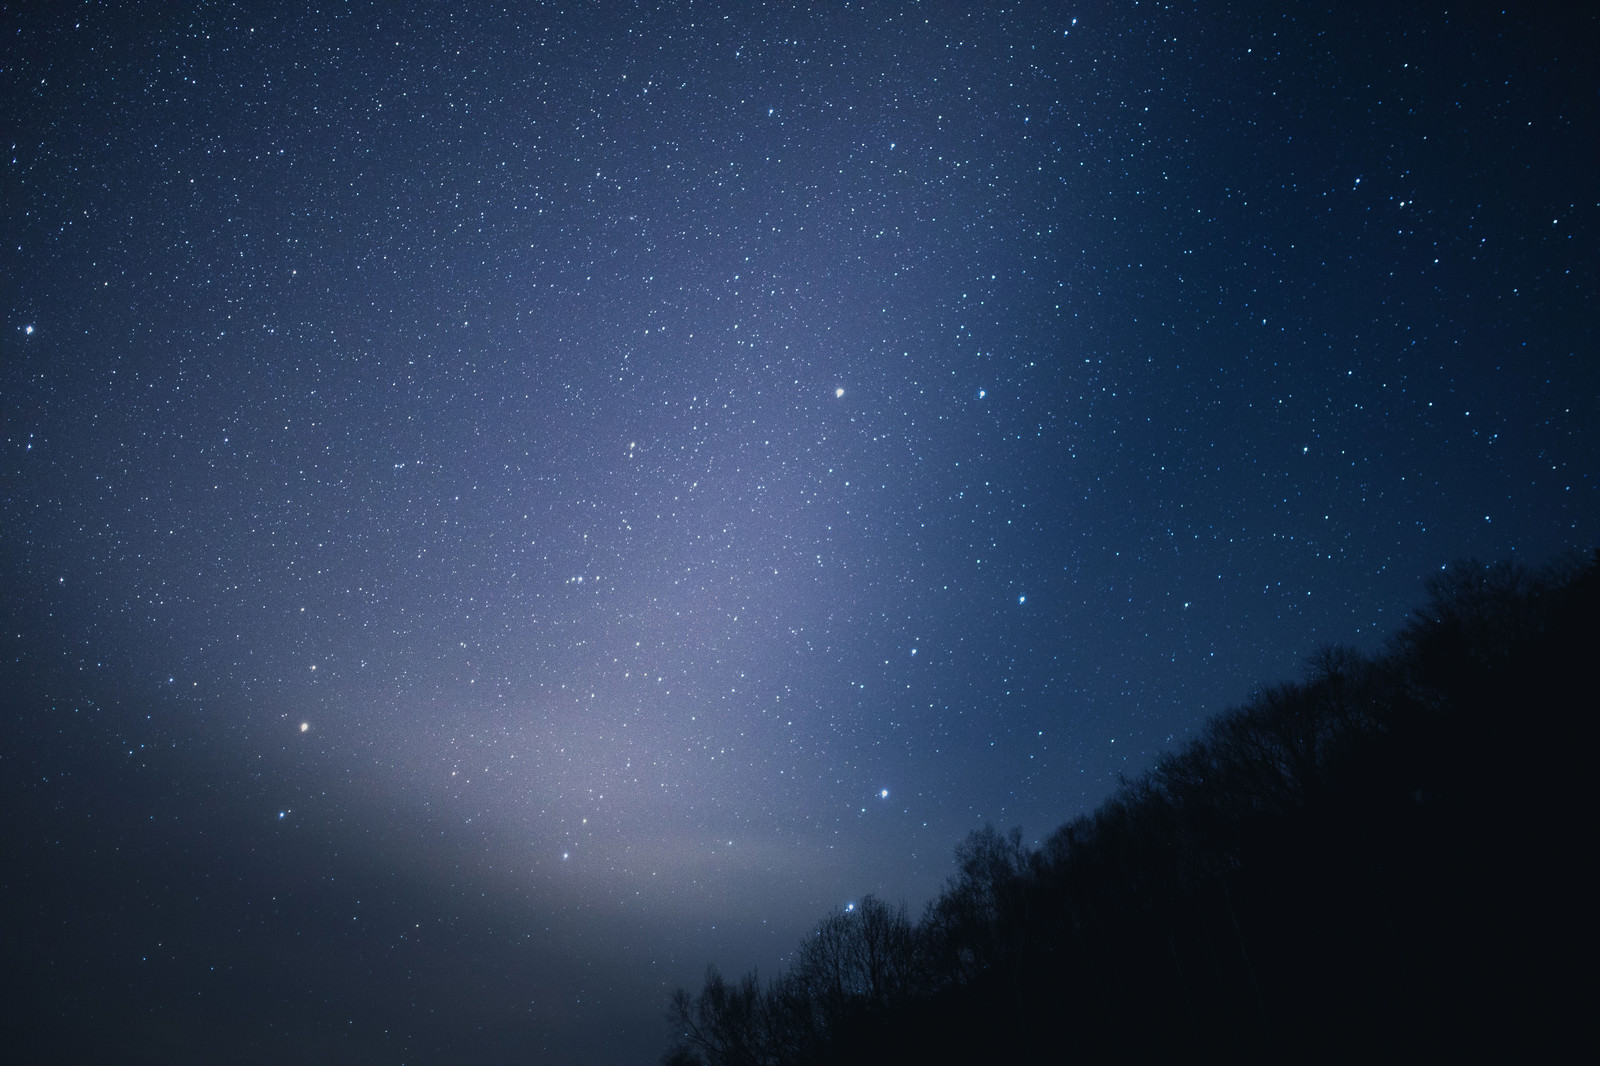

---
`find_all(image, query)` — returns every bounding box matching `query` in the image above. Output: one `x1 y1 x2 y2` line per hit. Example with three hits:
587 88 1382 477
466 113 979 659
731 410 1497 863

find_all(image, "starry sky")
3 2 1595 1063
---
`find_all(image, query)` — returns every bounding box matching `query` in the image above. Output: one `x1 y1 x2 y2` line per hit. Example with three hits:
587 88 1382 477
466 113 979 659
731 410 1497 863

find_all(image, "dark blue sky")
4 2 1594 1063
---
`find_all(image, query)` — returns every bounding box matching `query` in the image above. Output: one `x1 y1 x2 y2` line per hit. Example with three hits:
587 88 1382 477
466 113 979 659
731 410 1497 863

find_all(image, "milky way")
4 3 1595 1062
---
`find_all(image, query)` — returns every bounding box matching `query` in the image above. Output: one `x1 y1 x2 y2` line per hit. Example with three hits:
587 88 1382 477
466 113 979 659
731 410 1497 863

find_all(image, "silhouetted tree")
665 552 1597 1064
663 896 919 1066
920 825 1033 986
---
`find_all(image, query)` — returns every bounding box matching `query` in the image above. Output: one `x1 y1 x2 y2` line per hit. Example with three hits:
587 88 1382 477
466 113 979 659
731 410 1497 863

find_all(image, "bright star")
835 387 845 398
879 788 889 800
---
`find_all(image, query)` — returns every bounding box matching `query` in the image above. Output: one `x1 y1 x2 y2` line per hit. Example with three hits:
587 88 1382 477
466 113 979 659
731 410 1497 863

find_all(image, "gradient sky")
4 2 1595 1063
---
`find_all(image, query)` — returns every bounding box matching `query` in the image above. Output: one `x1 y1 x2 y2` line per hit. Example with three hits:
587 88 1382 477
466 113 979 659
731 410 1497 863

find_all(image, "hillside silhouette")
663 553 1595 1064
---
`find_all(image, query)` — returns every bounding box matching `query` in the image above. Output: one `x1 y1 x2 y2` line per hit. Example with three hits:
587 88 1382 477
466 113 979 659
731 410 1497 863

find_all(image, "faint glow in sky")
3 3 1592 1063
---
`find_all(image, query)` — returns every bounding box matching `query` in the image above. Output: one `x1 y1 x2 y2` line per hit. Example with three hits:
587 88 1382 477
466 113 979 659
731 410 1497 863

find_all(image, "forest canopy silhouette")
662 553 1595 1064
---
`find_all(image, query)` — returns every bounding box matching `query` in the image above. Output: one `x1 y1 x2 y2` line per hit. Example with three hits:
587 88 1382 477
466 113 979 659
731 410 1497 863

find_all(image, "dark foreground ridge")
663 553 1596 1064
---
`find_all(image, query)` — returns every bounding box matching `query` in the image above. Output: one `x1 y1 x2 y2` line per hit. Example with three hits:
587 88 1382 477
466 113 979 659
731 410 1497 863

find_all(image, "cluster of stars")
2 3 1592 1064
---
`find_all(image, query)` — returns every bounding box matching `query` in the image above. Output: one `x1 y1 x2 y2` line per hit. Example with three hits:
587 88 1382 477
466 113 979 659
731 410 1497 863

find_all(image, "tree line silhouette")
662 553 1595 1063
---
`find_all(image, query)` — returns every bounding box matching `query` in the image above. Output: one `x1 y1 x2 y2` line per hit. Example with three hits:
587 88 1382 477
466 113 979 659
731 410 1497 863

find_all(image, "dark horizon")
4 3 1595 1063
663 553 1597 1064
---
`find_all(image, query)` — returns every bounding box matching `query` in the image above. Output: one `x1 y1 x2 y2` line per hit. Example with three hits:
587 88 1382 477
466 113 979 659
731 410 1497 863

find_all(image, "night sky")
3 2 1594 1063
